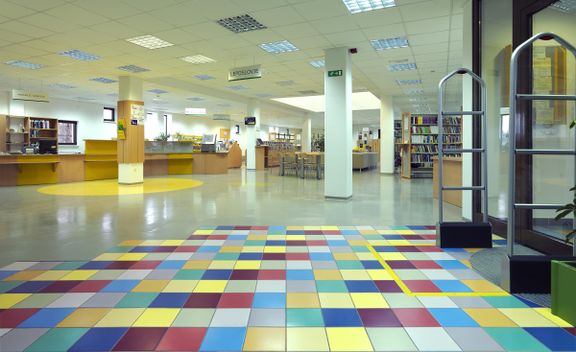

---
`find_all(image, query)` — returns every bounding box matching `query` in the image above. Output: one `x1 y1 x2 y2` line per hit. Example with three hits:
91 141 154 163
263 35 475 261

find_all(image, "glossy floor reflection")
0 169 461 266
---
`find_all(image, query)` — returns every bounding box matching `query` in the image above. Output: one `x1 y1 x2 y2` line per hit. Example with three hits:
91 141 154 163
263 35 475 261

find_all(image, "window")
58 120 78 145
103 107 115 123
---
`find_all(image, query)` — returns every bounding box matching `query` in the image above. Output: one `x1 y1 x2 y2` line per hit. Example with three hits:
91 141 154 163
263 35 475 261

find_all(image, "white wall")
0 91 115 153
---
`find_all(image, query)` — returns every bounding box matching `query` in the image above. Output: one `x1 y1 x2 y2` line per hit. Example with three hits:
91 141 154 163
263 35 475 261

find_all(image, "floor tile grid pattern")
0 226 574 351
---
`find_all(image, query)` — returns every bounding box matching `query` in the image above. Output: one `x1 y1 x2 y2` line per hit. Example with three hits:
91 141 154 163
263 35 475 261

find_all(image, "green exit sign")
328 70 343 77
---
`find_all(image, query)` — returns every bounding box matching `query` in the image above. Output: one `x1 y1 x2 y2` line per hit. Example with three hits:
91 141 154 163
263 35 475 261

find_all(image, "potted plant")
551 119 576 325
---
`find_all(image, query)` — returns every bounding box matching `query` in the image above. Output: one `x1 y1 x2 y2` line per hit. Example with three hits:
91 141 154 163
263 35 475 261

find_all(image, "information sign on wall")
327 70 343 77
11 90 49 103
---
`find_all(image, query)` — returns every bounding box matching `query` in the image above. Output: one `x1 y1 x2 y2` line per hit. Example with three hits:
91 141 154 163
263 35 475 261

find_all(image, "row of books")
411 145 437 153
410 116 462 126
411 135 462 144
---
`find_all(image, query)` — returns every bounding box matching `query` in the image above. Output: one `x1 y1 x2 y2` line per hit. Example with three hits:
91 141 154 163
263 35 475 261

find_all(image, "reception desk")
0 154 84 186
193 152 228 174
352 152 378 171
432 156 462 207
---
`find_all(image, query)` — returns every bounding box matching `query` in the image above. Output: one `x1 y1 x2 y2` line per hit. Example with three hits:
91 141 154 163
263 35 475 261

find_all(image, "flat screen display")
245 116 256 125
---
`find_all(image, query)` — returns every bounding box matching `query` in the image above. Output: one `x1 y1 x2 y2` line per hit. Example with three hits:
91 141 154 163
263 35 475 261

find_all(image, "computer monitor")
39 139 57 154
256 138 263 146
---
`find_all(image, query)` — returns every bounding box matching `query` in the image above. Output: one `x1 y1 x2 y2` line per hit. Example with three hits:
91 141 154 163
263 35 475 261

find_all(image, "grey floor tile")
81 292 126 308
46 293 95 308
145 269 178 280
449 296 492 308
0 328 49 351
256 280 286 292
248 308 285 326
287 280 317 292
446 327 505 351
210 308 251 327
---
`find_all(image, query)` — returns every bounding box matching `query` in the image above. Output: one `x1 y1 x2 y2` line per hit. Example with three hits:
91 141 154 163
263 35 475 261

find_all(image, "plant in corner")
154 132 170 142
554 118 576 246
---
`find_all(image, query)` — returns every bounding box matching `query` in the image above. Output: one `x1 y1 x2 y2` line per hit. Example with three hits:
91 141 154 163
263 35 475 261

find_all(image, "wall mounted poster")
117 119 126 140
131 104 145 124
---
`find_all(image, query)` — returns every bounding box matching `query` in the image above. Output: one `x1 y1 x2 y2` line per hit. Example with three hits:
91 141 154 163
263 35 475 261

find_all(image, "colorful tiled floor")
0 226 574 351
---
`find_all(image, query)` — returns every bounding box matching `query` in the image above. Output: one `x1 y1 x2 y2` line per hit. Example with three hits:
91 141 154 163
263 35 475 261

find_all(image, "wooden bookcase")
2 116 30 154
400 112 462 179
29 117 59 153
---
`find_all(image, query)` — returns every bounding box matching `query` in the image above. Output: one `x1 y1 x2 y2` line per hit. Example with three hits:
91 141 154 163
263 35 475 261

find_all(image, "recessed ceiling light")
91 77 118 84
309 59 325 68
256 93 274 98
388 62 417 71
217 14 267 33
259 40 299 54
217 103 232 107
213 114 231 121
276 80 295 86
118 64 150 73
228 85 248 91
406 88 424 95
185 107 207 115
107 93 119 97
342 0 396 14
5 60 43 70
60 49 100 61
181 55 216 64
396 79 422 85
551 0 576 13
370 37 409 50
147 89 168 94
75 96 95 101
48 83 76 89
299 90 319 95
194 74 215 81
126 35 174 49
187 97 204 101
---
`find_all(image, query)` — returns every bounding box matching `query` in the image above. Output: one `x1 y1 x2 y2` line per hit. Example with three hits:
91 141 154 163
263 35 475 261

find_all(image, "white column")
380 95 394 174
118 76 144 184
461 1 473 220
301 114 312 152
324 47 353 199
245 99 260 170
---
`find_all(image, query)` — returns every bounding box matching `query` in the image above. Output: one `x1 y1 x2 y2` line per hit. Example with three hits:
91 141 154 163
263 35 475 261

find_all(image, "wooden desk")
193 152 228 174
0 154 83 185
432 157 462 207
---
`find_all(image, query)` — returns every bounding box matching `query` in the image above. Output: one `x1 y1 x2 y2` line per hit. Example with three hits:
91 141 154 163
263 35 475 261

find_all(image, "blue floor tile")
149 293 191 308
310 253 334 261
286 270 314 280
322 308 363 327
157 260 186 269
436 260 469 269
69 327 127 352
9 281 53 293
525 327 576 351
19 308 75 328
432 280 473 292
345 280 379 292
252 293 286 308
202 270 232 280
429 308 478 327
361 261 383 269
0 271 17 280
238 253 263 260
101 280 140 292
200 327 246 351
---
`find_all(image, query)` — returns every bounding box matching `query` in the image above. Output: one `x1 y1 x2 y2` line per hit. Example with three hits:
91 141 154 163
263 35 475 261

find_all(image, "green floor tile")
396 270 428 280
245 240 266 246
89 270 124 280
106 246 134 253
483 296 529 308
25 328 88 352
316 280 348 292
14 294 63 308
225 280 257 292
214 253 239 260
52 262 86 270
351 246 370 252
172 308 215 327
336 261 364 269
485 328 549 352
0 281 22 293
260 261 285 269
383 293 424 308
367 328 418 351
115 292 159 308
173 270 205 280
287 308 324 327
144 253 169 260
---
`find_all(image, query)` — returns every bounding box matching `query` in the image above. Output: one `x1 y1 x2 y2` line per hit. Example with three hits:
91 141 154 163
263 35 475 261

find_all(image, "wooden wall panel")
57 155 85 183
0 116 6 153
117 100 144 164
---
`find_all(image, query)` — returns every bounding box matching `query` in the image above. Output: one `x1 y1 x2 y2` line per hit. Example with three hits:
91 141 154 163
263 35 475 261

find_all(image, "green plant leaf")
570 120 576 129
570 186 576 192
555 208 573 220
566 230 576 243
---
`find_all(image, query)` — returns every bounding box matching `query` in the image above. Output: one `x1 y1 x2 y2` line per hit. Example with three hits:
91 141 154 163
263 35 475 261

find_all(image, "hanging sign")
11 90 49 103
327 70 343 77
228 64 262 82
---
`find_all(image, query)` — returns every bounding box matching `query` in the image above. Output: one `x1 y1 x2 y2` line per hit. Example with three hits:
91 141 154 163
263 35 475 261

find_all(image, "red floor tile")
70 280 111 292
113 327 167 351
358 309 402 327
230 270 259 280
156 327 207 351
374 280 403 292
0 308 39 328
411 261 442 269
393 308 440 327
40 281 82 293
131 261 161 269
184 293 222 308
218 293 253 308
286 253 309 260
404 280 441 292
258 270 286 280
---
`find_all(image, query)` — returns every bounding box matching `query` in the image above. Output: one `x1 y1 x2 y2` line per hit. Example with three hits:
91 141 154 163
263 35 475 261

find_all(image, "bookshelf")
30 117 59 153
400 113 462 179
3 116 30 154
394 120 402 173
269 132 295 144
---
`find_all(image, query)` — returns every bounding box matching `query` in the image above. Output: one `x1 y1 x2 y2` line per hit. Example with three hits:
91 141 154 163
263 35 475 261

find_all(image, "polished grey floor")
0 168 461 266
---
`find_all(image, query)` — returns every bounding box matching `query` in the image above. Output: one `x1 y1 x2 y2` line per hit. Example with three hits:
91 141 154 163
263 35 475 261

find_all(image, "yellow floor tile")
93 253 123 261
333 253 358 260
326 328 373 351
303 226 322 230
220 246 243 253
388 240 411 246
132 280 170 292
59 270 98 281
397 230 415 234
248 235 267 240
264 246 286 253
356 253 375 260
359 230 379 235
117 253 148 261
4 271 44 281
268 235 286 240
193 230 213 235
287 328 329 351
318 293 355 308
314 270 343 280
141 240 164 246
31 270 70 281
95 308 145 327
321 226 339 230
499 308 559 327
0 294 31 308
288 226 305 230
462 280 505 293
234 260 261 269
58 308 111 327
193 280 227 293
287 293 321 308
242 246 265 253
378 252 406 261
163 280 198 292
133 308 180 327
183 260 211 269
119 240 142 246
367 270 392 281
208 261 236 269
340 270 371 280
534 308 573 327
244 327 286 351
464 308 518 327
161 240 185 246
351 293 389 308
287 235 306 241
348 240 368 246
368 240 390 246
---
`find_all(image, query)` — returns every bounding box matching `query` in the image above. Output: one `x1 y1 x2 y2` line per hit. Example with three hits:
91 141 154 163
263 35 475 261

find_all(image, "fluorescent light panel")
60 49 99 61
551 0 576 13
5 60 43 70
273 91 380 112
194 74 215 81
91 77 118 84
187 97 204 101
185 107 207 115
182 55 216 64
118 64 150 73
370 37 408 50
228 85 247 91
48 83 76 89
259 40 298 53
388 62 417 71
217 14 267 33
126 35 174 49
396 79 422 85
309 59 325 68
342 0 396 14
148 89 168 94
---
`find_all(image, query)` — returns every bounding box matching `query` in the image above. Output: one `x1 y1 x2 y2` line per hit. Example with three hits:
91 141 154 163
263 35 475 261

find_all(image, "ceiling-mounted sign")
327 70 343 77
11 90 49 103
228 64 262 82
